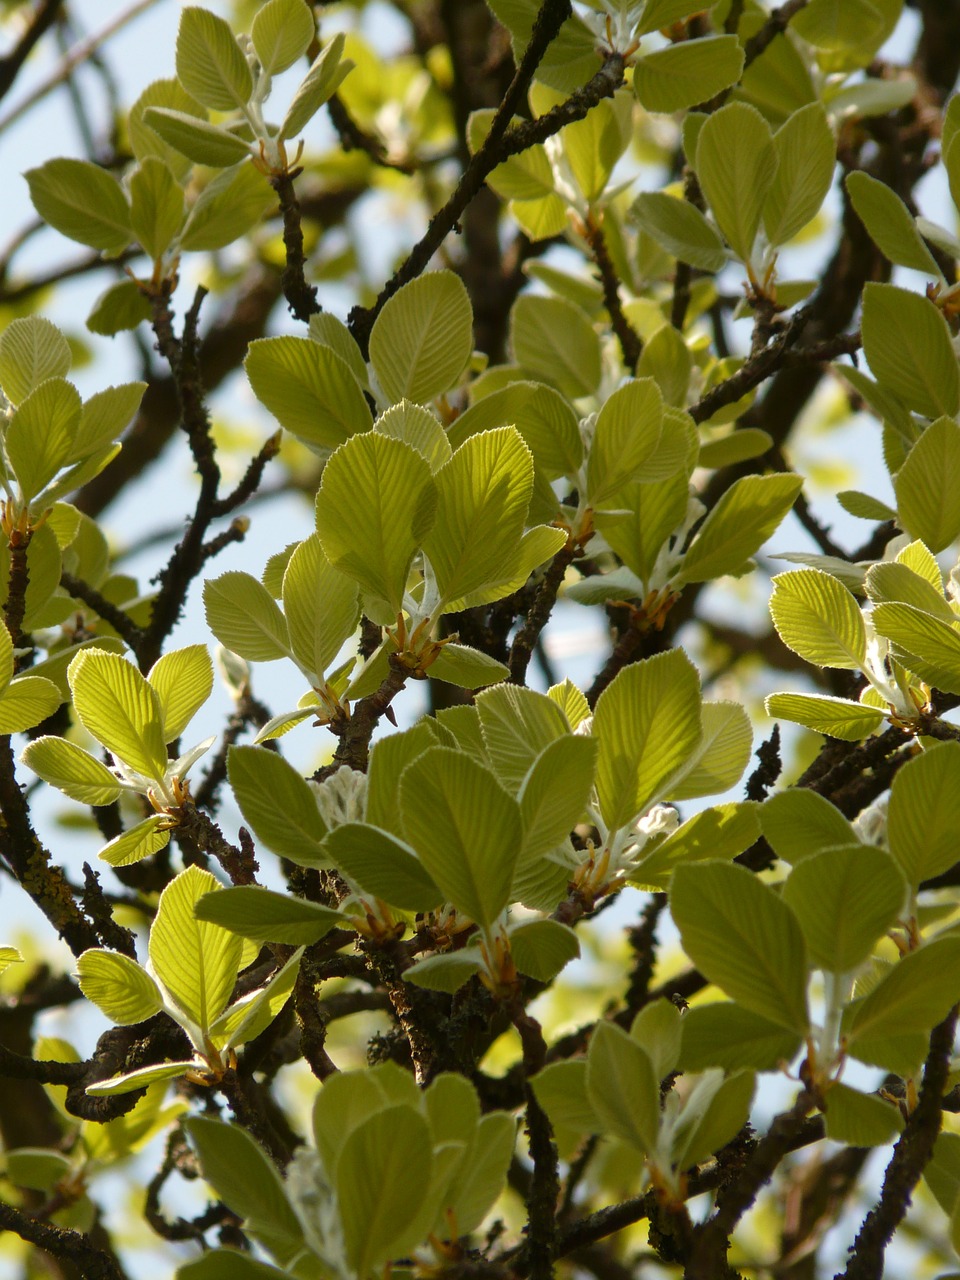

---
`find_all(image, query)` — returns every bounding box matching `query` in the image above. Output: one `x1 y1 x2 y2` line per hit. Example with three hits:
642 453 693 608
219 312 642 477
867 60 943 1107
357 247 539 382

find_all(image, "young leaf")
68 651 168 783
428 643 509 689
593 649 702 831
861 283 960 420
769 568 867 669
443 1111 516 1236
128 157 185 260
680 1002 804 1073
74 383 147 459
823 1082 902 1147
865 560 954 624
251 0 314 75
180 162 274 252
586 378 672 505
509 295 601 399
280 32 352 141
86 279 154 336
324 823 442 913
149 866 243 1031
316 432 435 613
668 701 753 801
129 76 206 181
76 950 164 1025
147 645 213 743
585 1022 660 1153
6 377 80 504
368 271 474 405
518 735 598 863
203 572 291 663
399 747 521 929
635 36 744 114
85 1061 198 1096
671 1068 756 1171
25 159 131 254
374 400 451 472
676 474 802 585
894 416 960 552
476 683 569 790
695 102 775 262
244 336 372 449
845 937 960 1048
194 886 343 945
765 692 884 741
98 815 171 868
887 741 960 887
0 317 71 407
508 919 579 982
633 803 761 888
631 191 727 273
763 104 835 248
281 534 359 679
21 736 124 806
176 7 252 112
846 171 941 275
761 789 855 863
404 950 483 993
670 861 810 1032
871 602 960 694
143 108 253 168
227 746 329 865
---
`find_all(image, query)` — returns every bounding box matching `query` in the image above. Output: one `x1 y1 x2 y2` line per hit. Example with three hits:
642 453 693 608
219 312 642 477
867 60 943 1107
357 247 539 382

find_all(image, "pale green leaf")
510 295 601 399
838 490 898 521
399 747 521 928
251 0 314 74
896 538 943 591
677 474 802 585
476 683 569 790
281 534 359 679
519 735 597 863
280 33 352 141
861 283 960 419
98 815 170 868
846 171 941 275
228 745 329 865
865 561 954 624
25 159 131 254
769 567 866 669
369 270 474 405
531 1060 598 1133
147 645 213 743
86 279 153 336
0 625 11 695
0 317 71 407
374 400 451 472
637 323 692 408
180 162 274 252
458 524 567 609
793 0 885 52
761 788 855 863
631 190 727 273
176 6 252 111
76 950 163 1025
324 822 442 912
21 736 123 806
695 102 775 262
670 861 810 1032
6 377 80 504
68 651 167 782
365 721 443 833
636 0 708 34
452 381 584 479
509 919 579 981
762 104 836 248
245 336 371 449
635 36 744 114
585 1022 660 1153
823 1082 902 1147
680 1002 803 1073
548 678 590 729
85 1061 197 1096
74 383 146 459
781 845 906 972
671 1068 756 1171
586 378 673 505
596 472 692 586
594 649 702 831
429 643 509 689
561 93 632 202
308 313 369 390
404 949 483 992
316 432 435 613
872 602 960 694
203 572 291 663
895 416 960 552
698 428 775 469
629 999 682 1080
128 157 185 261
845 936 960 1047
765 691 884 740
668 701 753 801
149 866 243 1031
887 741 960 887
443 1111 516 1236
194 886 343 945
129 77 206 181
632 803 761 889
210 948 302 1050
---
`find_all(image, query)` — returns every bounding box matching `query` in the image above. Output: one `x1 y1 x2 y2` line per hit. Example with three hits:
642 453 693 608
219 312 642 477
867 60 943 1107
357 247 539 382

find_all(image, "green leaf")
404 949 483 992
194 886 343 945
896 538 944 591
633 803 760 890
251 0 314 74
366 721 443 832
210 948 302 1050
531 1060 598 1133
468 109 555 201
443 1111 516 1235
519 735 597 863
793 0 886 52
781 846 906 973
509 919 579 981
177 1251 290 1279
887 741 960 887
244 336 371 450
845 171 941 275
176 6 252 111
149 866 243 1032
68 650 167 782
872 602 960 694
429 642 509 689
98 815 171 868
203 572 291 663
586 378 678 504
765 691 884 741
668 701 753 801
74 383 147 459
129 77 206 181
143 108 253 168
677 474 802 585
476 683 569 790
865 561 954 626
845 936 960 1047
596 471 692 586
316 432 435 613
85 1061 197 1096
280 32 352 141
453 381 583 479
631 190 727 273
636 0 709 34
0 947 22 976
128 158 185 261
695 102 775 262
894 416 960 552
560 93 632 202
185 1116 303 1265
4 1149 74 1193
369 271 474 405
374 400 451 472
147 645 213 743
769 567 866 669
25 159 131 254
680 1002 803 1073
280 534 359 680
324 823 442 912
510 295 601 399
926 1130 960 1217
337 1107 433 1274
823 1082 903 1147
635 36 744 114
0 317 71 407
762 104 836 248
670 861 810 1032
399 747 521 928
671 1068 756 1171
423 427 534 605
861 283 960 419
548 678 591 729
593 649 702 831
228 745 329 865
86 279 153 336
180 162 273 252
6 377 80 504
76 950 163 1025
585 1022 660 1153
21 736 123 806
629 999 682 1080
761 789 855 864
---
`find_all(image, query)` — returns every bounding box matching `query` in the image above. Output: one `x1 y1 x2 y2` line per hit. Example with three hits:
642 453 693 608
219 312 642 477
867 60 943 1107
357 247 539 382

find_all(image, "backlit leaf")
228 745 329 865
251 0 314 75
194 886 343 945
0 317 71 407
280 33 352 141
510 295 601 399
695 102 775 262
765 692 884 740
677 474 802 585
769 568 866 668
846 171 941 275
894 416 960 552
25 159 131 254
147 645 213 742
586 1022 660 1153
129 157 185 260
76 950 163 1025
369 271 474 405
203 572 291 663
635 36 744 114
668 701 753 801
887 741 960 887
324 823 442 912
176 6 252 111
245 336 371 449
631 190 727 273
763 104 835 248
69 651 167 782
862 283 960 419
21 736 123 806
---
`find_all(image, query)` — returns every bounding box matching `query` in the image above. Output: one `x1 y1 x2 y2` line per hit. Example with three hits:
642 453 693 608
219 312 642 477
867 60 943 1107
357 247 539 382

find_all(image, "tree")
2 0 960 1275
